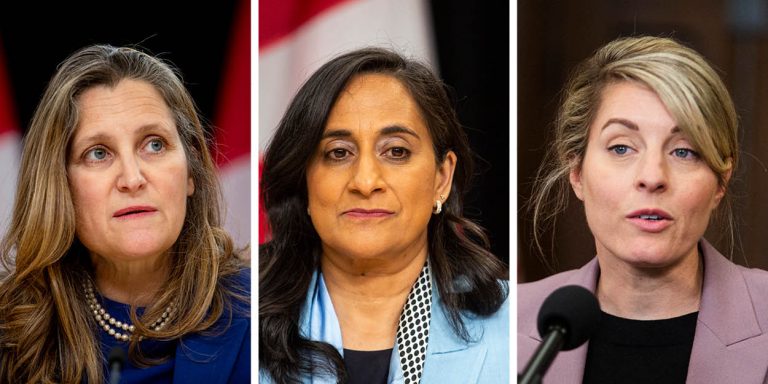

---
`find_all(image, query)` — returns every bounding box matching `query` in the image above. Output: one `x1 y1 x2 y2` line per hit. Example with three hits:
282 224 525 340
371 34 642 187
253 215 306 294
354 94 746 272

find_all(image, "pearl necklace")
83 279 175 342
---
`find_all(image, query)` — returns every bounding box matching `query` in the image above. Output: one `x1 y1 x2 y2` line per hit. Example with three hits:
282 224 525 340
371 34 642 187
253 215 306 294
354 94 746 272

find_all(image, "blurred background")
259 0 511 265
0 0 251 250
518 0 768 282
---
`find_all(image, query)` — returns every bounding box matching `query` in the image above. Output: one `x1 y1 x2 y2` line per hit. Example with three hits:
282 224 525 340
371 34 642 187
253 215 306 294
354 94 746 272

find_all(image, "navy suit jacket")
518 240 768 383
172 269 251 384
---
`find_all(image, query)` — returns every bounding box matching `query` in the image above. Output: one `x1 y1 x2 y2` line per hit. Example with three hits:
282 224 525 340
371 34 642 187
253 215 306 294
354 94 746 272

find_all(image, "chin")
110 234 175 262
618 246 690 270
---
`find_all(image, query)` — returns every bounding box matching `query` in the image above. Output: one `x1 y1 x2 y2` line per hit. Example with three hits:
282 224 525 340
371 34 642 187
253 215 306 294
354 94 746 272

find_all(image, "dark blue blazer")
172 268 251 384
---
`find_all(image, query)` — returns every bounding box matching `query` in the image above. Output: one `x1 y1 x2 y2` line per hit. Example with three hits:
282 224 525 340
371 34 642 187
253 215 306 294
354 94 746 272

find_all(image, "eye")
145 138 165 153
672 148 699 159
84 147 110 162
326 148 351 161
385 147 411 160
608 144 631 156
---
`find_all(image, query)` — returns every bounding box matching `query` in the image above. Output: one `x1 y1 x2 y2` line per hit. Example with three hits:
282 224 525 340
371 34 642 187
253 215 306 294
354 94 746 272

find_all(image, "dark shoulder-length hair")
259 47 508 382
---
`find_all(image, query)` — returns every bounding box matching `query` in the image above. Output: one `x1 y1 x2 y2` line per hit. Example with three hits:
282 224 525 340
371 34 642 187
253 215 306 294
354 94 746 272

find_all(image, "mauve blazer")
518 240 768 384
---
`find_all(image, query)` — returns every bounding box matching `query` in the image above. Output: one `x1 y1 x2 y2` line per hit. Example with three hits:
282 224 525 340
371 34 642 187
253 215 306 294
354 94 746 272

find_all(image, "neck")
596 247 703 320
321 243 428 351
90 253 170 306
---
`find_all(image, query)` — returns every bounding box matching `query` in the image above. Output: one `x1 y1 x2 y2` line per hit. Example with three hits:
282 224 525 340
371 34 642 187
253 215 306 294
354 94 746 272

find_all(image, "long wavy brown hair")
0 45 247 383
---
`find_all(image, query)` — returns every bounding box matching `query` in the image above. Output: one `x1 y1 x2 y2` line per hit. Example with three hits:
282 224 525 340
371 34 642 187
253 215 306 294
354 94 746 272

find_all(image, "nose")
348 152 385 196
116 154 147 193
635 150 668 193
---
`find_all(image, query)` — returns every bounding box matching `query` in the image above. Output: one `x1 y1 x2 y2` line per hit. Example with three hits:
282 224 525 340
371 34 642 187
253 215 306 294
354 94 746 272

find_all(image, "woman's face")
67 79 194 264
306 74 456 264
569 81 727 270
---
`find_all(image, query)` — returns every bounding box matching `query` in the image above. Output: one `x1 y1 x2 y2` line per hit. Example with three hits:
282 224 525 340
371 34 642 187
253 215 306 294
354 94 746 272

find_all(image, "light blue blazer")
518 240 768 384
260 270 509 383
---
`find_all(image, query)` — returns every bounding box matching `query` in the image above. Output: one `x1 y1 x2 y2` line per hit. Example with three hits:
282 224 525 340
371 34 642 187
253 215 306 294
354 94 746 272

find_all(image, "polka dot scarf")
396 259 432 384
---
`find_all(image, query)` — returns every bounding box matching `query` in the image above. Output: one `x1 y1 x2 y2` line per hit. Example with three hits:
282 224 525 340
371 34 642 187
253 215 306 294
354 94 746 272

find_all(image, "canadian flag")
0 38 19 239
215 0 251 250
258 0 436 243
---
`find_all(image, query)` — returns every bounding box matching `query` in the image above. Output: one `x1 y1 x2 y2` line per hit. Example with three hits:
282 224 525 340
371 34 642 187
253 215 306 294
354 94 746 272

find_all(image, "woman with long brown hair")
0 44 249 383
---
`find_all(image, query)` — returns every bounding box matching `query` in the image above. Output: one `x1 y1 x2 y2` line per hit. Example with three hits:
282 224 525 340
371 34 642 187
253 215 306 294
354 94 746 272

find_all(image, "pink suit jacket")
518 240 768 383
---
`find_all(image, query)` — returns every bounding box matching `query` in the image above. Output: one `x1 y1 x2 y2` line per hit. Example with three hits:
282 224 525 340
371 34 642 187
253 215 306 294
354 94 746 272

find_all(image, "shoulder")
461 284 510 340
518 267 588 319
700 240 768 300
221 267 251 319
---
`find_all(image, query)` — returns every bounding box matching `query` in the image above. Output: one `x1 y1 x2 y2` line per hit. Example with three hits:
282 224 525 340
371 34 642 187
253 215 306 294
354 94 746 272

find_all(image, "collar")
300 269 496 383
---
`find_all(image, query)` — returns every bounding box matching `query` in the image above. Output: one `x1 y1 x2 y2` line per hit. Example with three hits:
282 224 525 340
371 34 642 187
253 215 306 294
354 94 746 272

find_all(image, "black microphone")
108 346 126 384
518 285 600 384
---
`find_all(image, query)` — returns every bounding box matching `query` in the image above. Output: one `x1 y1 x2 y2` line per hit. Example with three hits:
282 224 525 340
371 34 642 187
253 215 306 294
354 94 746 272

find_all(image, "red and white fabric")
216 0 251 249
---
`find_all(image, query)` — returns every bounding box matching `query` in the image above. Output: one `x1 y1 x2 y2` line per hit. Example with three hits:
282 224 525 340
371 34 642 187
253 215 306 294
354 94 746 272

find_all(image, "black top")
582 310 698 384
343 348 392 384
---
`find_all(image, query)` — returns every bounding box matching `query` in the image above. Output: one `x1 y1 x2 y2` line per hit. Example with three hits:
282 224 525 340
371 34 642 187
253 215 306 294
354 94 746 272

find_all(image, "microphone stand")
518 324 566 384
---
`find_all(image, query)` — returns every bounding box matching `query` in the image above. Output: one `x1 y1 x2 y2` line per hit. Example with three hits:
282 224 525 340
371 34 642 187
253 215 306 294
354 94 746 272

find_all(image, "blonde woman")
519 36 768 383
0 45 249 383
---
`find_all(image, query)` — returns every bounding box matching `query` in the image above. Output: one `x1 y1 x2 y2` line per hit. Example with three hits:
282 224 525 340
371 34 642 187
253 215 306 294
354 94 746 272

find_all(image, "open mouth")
635 214 664 221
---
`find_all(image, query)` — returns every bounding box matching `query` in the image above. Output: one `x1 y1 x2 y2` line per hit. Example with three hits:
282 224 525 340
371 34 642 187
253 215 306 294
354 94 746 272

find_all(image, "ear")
187 176 195 197
568 159 585 201
435 151 457 201
713 158 733 206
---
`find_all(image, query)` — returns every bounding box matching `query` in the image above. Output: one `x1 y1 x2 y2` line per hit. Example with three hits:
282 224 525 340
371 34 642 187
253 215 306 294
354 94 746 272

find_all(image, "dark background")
0 2 239 139
0 1 511 267
518 0 768 282
430 1 511 266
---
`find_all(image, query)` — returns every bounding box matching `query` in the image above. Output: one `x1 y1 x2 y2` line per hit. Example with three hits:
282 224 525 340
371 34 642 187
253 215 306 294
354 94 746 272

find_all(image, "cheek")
679 177 720 226
306 162 348 209
68 173 106 239
580 159 623 211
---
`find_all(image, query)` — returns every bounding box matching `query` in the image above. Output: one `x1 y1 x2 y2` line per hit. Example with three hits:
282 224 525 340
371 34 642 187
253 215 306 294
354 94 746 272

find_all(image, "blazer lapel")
522 258 599 383
420 286 487 383
686 240 768 383
172 317 249 384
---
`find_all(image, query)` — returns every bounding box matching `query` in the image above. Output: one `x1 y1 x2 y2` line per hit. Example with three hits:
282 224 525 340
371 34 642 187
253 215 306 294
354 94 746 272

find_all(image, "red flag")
215 0 251 249
0 38 20 238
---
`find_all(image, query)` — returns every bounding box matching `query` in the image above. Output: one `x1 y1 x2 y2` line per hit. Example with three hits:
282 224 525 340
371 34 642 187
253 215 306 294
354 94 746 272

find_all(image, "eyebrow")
321 125 421 140
602 118 681 134
601 118 638 131
72 123 174 148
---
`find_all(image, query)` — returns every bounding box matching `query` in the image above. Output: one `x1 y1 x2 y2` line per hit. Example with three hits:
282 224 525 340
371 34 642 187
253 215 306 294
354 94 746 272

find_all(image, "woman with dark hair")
259 47 509 383
0 44 249 383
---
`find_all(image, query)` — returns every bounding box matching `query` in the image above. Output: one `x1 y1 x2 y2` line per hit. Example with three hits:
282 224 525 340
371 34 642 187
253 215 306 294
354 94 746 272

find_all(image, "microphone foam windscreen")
536 285 600 351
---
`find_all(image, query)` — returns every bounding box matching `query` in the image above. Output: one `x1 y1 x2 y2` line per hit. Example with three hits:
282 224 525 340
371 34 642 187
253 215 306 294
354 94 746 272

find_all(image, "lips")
342 208 394 218
626 209 672 232
113 206 158 218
